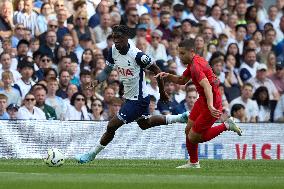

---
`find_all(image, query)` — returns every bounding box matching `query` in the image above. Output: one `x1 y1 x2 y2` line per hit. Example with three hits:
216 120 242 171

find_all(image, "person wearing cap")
6 103 19 120
0 94 9 119
248 63 280 100
14 56 36 99
75 25 169 164
268 61 284 94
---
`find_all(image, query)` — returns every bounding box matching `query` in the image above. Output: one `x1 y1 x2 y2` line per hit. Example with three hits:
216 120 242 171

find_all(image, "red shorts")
189 97 222 134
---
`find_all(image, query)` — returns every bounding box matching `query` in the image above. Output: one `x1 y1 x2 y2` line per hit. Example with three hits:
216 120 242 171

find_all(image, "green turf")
0 159 283 189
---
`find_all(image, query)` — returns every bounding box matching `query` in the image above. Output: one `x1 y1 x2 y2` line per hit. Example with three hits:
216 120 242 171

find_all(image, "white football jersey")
106 43 153 100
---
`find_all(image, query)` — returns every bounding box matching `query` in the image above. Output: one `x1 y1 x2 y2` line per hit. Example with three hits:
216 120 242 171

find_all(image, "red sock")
186 136 198 163
201 123 227 142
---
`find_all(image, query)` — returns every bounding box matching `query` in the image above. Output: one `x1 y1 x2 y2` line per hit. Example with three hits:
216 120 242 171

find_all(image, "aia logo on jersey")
118 67 134 76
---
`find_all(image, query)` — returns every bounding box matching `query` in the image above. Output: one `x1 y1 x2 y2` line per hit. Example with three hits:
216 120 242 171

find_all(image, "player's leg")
76 116 124 163
137 111 190 130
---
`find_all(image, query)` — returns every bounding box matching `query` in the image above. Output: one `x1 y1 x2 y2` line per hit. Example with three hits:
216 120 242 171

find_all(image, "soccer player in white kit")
76 25 170 163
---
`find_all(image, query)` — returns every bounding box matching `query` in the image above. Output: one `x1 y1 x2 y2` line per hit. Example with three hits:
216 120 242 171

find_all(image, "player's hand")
154 72 169 79
160 92 169 103
208 105 222 118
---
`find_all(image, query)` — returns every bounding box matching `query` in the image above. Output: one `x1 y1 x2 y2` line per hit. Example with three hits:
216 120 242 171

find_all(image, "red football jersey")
183 55 222 106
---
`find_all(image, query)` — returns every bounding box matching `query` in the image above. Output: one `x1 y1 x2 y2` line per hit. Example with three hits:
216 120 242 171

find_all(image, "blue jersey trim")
138 67 143 99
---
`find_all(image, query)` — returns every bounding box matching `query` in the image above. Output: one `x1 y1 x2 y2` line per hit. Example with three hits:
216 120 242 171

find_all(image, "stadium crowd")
0 0 283 122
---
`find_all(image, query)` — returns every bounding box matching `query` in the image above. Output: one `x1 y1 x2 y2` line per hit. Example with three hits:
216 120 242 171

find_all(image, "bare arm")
199 78 221 118
148 64 169 102
155 72 189 85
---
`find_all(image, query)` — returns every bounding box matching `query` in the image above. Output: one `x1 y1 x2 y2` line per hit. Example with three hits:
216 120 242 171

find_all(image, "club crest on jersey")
118 67 134 76
141 55 151 64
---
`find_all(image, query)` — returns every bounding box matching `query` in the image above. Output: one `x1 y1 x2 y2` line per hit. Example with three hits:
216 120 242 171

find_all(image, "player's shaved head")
178 39 195 51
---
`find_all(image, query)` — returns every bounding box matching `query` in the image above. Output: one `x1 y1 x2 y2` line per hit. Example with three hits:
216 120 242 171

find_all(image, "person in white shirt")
145 29 167 61
229 83 259 122
207 4 225 36
14 57 36 99
274 93 284 122
0 52 21 83
65 92 90 120
239 49 260 82
17 93 46 120
186 3 207 23
260 5 280 30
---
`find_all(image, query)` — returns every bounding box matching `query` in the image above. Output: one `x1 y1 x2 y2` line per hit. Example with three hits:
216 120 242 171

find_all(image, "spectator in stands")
274 92 284 122
65 92 90 120
90 98 104 120
0 71 21 106
229 83 259 123
266 52 277 76
268 60 284 94
37 3 54 34
173 88 198 114
102 97 123 121
88 0 109 28
257 40 273 65
6 103 19 120
150 1 160 28
46 77 66 120
80 49 96 72
56 70 71 99
38 19 59 46
156 11 171 41
187 2 207 23
79 69 92 90
157 80 178 115
260 5 279 30
207 4 225 36
233 24 247 54
146 29 167 62
16 39 30 63
63 84 78 108
14 57 35 98
43 68 57 81
230 104 247 122
145 71 160 102
169 3 184 30
74 34 94 64
195 34 211 60
56 8 69 44
17 93 46 120
71 11 96 47
226 43 241 69
39 30 59 62
149 95 160 116
239 48 260 82
275 16 284 43
93 13 112 44
14 0 39 36
252 86 271 122
60 33 78 63
0 94 9 119
0 52 21 82
224 54 243 102
0 0 13 38
248 64 280 100
11 23 25 48
34 86 57 120
36 54 54 81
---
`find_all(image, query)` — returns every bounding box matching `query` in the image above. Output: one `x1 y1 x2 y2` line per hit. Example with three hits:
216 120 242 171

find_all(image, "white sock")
166 114 183 124
89 143 105 157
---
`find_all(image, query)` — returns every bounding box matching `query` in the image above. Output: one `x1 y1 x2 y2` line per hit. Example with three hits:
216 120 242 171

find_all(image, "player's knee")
188 132 201 144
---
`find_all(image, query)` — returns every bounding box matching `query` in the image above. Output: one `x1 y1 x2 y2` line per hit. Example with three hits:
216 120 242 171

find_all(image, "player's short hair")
112 25 130 37
0 94 8 101
178 39 195 51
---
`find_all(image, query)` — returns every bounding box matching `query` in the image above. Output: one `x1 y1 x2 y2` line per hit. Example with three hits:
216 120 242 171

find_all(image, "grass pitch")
0 159 283 189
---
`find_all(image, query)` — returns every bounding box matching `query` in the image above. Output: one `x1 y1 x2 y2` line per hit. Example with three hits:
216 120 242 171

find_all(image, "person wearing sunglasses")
65 92 91 120
16 93 46 120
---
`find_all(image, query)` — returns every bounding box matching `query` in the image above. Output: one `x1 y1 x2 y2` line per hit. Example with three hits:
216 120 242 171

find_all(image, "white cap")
257 64 267 71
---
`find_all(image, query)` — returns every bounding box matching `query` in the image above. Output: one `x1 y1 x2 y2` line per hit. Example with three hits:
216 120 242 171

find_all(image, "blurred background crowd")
0 0 283 122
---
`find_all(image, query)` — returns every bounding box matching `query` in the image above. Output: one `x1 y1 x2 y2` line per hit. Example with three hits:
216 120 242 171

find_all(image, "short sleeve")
135 52 153 69
239 68 252 82
106 47 114 67
191 64 205 82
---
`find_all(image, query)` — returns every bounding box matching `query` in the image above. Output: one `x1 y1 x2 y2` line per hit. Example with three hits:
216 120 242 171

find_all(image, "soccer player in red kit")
156 39 242 168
